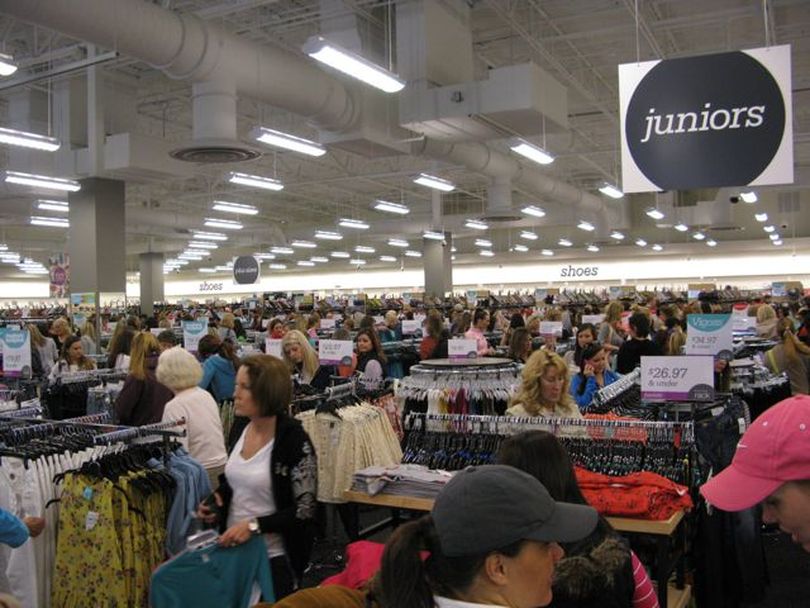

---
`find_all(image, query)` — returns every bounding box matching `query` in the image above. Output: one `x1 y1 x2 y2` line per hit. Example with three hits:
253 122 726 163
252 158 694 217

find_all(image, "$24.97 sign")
641 356 715 402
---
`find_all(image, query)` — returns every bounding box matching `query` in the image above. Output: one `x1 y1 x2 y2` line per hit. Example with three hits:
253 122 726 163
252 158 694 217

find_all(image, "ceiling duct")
482 176 520 222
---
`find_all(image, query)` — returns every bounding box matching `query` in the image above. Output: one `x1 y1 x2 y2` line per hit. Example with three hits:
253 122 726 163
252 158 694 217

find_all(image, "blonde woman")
597 301 625 354
80 320 98 356
27 324 58 374
218 312 237 343
49 317 72 353
281 329 333 390
114 332 173 426
764 318 810 395
756 304 778 339
507 349 582 418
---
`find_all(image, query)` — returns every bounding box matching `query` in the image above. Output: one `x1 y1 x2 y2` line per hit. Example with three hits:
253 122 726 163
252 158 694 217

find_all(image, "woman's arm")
199 359 215 391
571 376 599 410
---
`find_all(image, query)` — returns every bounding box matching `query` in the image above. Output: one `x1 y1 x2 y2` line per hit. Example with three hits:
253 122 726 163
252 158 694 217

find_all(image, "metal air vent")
708 225 744 232
480 211 523 223
169 139 262 164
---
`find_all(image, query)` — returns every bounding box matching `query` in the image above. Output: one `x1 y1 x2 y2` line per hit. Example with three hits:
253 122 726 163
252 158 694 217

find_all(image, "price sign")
150 328 163 338
686 314 733 360
641 355 715 402
182 320 207 353
539 321 563 337
772 282 787 297
319 318 336 330
72 313 87 329
733 316 757 332
265 338 283 358
402 319 421 336
581 314 604 326
1 328 32 377
448 339 478 360
318 339 354 366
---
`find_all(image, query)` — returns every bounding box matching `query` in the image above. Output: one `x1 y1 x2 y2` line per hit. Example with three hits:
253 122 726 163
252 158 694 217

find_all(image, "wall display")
448 339 478 360
620 45 793 192
318 339 353 366
1 328 32 377
686 314 733 360
641 355 715 402
49 253 70 298
232 256 261 285
181 320 207 353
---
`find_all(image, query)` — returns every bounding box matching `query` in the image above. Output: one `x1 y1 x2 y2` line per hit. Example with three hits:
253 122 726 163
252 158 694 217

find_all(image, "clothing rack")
0 403 45 420
398 361 521 405
92 417 187 445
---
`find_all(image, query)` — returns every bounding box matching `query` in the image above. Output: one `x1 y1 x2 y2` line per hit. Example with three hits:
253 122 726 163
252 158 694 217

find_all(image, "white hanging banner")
265 338 283 358
686 314 734 360
448 339 478 360
319 340 354 366
1 328 32 377
641 355 715 402
182 320 208 353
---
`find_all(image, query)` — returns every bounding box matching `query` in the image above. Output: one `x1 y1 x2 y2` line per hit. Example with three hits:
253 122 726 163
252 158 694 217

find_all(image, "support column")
423 232 453 297
68 177 126 295
139 252 164 316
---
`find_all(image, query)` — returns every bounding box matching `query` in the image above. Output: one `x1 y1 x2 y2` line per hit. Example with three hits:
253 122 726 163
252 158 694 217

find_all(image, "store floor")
301 507 810 606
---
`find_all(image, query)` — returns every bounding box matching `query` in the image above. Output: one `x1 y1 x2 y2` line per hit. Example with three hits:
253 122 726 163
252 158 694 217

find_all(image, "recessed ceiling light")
706 239 717 247
373 199 410 215
520 230 538 240
479 250 495 257
379 255 397 262
297 260 315 267
338 218 370 230
212 200 258 215
541 249 554 256
521 205 546 218
331 251 351 258
387 238 409 248
674 223 688 232
598 183 623 199
249 126 326 157
740 191 758 203
314 230 343 240
610 231 625 240
474 238 492 248
692 232 706 241
310 256 329 263
652 244 663 251
355 245 375 253
586 244 600 252
772 239 783 246
270 246 294 255
7 171 80 192
577 220 595 232
763 225 775 233
303 35 405 93
192 231 227 241
204 218 243 230
512 244 529 252
269 263 287 269
349 258 367 265
291 239 317 248
423 231 444 241
509 138 555 165
769 233 780 241
755 213 768 222
36 199 69 213
227 171 283 191
413 173 455 192
451 246 457 252
635 238 648 247
646 208 665 220
0 53 18 77
404 250 422 257
558 238 572 247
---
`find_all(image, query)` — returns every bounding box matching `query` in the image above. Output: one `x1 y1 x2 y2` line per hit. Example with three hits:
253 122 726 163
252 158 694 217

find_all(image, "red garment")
575 468 692 520
631 550 659 608
584 413 648 442
322 541 385 590
419 336 438 360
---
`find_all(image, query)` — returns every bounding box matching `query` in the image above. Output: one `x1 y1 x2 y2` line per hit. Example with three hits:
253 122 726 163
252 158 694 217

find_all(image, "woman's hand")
218 520 252 548
23 516 45 538
196 492 223 524
583 363 595 377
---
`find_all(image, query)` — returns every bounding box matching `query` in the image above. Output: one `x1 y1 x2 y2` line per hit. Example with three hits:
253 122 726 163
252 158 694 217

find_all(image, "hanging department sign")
619 45 793 193
232 256 261 285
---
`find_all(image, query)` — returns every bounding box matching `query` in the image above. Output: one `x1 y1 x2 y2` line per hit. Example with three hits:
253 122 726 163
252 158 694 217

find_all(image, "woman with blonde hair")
598 301 625 354
218 312 237 343
666 325 687 356
27 324 57 374
507 349 582 418
764 318 810 395
281 329 333 390
80 320 98 355
756 304 778 339
114 332 173 426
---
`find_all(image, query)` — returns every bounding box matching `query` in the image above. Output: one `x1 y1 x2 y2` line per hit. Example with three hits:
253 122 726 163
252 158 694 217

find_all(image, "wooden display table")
344 490 688 608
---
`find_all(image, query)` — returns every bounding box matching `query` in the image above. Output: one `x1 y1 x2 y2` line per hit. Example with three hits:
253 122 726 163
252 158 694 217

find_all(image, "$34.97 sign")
641 356 715 402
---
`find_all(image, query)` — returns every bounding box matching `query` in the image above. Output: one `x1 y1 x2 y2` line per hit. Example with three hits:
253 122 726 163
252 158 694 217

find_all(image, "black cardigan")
216 414 318 580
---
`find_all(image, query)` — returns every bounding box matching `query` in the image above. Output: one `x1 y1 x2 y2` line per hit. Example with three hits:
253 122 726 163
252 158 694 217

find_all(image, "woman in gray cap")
376 464 598 608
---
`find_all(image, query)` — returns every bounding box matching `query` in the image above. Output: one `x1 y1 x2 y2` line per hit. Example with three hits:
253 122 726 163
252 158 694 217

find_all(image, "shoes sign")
619 45 793 193
232 255 261 285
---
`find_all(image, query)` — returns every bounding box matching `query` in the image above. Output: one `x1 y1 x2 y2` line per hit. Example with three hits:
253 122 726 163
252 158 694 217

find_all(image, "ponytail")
218 339 241 371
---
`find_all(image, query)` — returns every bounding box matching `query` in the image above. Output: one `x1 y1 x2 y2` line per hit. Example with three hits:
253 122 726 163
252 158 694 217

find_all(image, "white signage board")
182 320 207 353
318 339 354 366
448 339 478 360
686 314 734 360
1 328 32 377
641 355 715 402
265 338 283 358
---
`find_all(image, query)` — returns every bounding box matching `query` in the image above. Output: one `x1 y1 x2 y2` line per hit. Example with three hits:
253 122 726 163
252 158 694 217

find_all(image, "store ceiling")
0 0 807 282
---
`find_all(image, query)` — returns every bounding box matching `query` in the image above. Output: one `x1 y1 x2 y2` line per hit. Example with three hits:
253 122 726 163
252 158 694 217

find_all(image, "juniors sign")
619 45 793 192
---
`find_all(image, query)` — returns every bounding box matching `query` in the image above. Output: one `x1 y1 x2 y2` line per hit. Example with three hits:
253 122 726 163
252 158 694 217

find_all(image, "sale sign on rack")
182 320 207 353
318 340 353 366
448 339 478 360
539 321 563 337
641 355 715 402
402 319 421 335
686 314 733 360
1 328 32 377
265 338 283 358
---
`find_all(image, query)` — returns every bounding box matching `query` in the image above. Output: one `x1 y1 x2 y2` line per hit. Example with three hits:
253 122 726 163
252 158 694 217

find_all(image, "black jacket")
114 355 174 426
616 338 662 374
217 414 318 580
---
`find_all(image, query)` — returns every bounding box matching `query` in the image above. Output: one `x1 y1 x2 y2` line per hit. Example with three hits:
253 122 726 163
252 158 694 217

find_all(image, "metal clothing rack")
592 368 641 409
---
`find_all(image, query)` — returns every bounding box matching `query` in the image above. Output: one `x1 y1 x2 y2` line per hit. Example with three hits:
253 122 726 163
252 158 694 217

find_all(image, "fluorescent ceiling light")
373 199 410 215
349 258 367 265
23 268 48 275
610 231 625 240
479 250 495 257
270 246 294 255
0 53 18 77
509 138 554 165
520 230 538 240
379 255 397 262
331 251 351 258
355 245 375 253
291 239 317 248
769 233 780 241
192 231 227 241
691 232 706 241
179 253 204 260
413 173 455 192
521 205 546 218
310 256 329 263
37 199 69 212
558 238 573 247
645 208 665 220
404 250 422 258
474 238 492 248
303 35 405 93
577 220 595 232
297 260 315 267
253 253 276 260
30 216 69 228
586 244 600 252
740 191 758 203
169 259 189 266
422 230 444 241
763 225 775 233
465 219 488 230
227 171 284 191
635 238 648 247
0 244 7 251
755 213 768 223
652 244 664 251
184 249 210 256
6 171 80 192
314 230 343 240
269 263 287 269
541 249 554 256
212 265 231 271
673 223 688 232
249 126 326 157
204 218 243 230
451 255 457 261
706 239 717 247
212 200 258 215
388 238 408 248
199 268 217 273
0 127 60 152
512 244 529 252
338 218 369 230
598 183 623 199
772 239 783 246
451 246 457 252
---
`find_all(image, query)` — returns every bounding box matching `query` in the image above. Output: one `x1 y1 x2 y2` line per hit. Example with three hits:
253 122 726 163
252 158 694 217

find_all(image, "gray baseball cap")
432 465 598 557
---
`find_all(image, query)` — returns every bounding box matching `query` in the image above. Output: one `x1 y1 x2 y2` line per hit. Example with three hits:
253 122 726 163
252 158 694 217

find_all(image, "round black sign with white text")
232 256 260 285
625 51 785 190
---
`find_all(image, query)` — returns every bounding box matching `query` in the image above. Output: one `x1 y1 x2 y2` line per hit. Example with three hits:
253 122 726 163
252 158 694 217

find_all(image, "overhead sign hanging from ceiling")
232 255 261 285
619 45 793 193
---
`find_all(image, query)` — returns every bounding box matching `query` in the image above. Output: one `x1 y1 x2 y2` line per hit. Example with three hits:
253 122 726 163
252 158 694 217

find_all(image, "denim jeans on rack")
694 398 747 474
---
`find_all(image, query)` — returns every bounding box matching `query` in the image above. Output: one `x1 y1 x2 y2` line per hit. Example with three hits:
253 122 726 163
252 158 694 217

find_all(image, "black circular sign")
626 51 785 190
233 255 260 285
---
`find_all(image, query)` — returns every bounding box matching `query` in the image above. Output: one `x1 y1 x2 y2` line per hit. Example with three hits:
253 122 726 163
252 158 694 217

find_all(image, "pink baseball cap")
700 395 810 511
